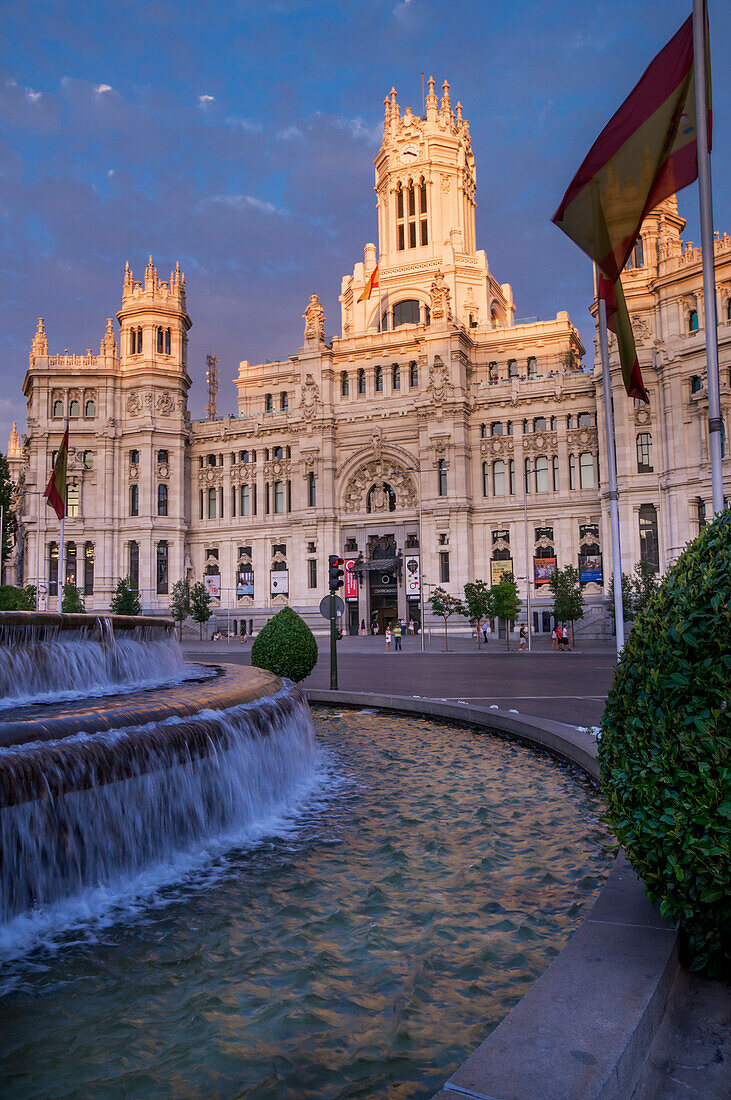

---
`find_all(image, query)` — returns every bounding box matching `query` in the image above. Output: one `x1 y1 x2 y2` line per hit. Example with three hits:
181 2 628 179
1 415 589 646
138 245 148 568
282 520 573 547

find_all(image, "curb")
305 689 680 1100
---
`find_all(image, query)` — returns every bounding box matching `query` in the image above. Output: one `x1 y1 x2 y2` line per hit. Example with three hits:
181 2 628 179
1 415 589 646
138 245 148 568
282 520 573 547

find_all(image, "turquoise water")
0 709 612 1099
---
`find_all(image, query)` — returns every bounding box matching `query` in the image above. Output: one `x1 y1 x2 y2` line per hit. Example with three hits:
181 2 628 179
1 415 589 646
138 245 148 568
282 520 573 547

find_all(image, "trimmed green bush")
599 510 731 977
251 607 318 683
0 584 36 611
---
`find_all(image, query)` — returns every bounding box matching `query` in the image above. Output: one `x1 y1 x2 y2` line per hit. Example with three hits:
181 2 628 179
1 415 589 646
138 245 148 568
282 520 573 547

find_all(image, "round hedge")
250 606 318 683
599 509 730 977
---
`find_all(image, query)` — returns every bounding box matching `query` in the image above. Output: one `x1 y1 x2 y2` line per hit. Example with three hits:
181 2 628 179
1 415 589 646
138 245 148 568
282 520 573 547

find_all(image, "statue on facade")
429 270 452 326
299 373 319 419
302 294 325 343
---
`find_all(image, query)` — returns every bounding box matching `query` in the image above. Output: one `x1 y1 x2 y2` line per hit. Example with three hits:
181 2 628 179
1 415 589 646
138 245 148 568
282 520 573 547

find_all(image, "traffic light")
328 555 344 591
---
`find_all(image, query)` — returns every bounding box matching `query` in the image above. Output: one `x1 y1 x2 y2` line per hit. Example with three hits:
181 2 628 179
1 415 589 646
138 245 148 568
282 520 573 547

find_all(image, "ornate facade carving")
299 373 320 420
428 355 451 404
156 390 175 416
429 270 452 326
302 294 325 343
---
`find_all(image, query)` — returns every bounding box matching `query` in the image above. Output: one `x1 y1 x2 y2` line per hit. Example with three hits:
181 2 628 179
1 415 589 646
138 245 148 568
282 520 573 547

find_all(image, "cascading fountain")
0 611 315 929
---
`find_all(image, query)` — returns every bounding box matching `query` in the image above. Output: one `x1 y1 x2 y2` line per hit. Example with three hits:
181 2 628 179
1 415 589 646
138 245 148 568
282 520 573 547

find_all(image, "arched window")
375 365 383 392
636 432 653 472
84 399 95 417
391 300 421 328
419 177 428 245
69 399 80 418
157 484 168 516
366 482 396 512
409 361 418 387
274 480 285 514
527 357 538 378
689 309 699 332
52 399 63 418
535 456 549 492
280 391 288 411
307 471 316 507
357 368 366 395
508 359 518 378
129 484 139 517
396 182 405 251
437 459 447 497
130 329 136 355
165 328 171 355
156 541 169 594
392 363 400 390
579 452 595 489
157 326 164 353
128 541 139 589
638 504 659 572
482 461 489 497
341 371 349 396
493 459 506 496
84 542 94 595
395 180 425 250
690 375 702 394
83 450 94 470
264 393 273 413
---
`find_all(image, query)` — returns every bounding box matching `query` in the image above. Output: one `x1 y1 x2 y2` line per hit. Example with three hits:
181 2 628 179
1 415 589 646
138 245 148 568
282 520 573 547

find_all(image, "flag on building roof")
357 264 379 302
553 12 710 400
43 425 69 520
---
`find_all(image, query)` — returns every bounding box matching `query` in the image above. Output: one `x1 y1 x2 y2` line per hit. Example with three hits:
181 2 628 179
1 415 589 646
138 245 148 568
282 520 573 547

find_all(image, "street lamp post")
523 458 532 652
401 466 426 653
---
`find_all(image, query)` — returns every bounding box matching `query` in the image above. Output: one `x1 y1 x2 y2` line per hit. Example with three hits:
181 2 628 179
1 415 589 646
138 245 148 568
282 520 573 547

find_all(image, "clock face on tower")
400 145 418 163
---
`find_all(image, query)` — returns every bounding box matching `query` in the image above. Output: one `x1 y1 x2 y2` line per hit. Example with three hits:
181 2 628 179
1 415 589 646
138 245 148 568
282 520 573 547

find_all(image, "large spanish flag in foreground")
357 264 379 302
44 425 69 520
553 13 709 402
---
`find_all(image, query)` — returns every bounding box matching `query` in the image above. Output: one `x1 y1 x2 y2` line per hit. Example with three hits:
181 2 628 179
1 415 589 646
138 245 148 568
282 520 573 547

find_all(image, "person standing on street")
385 624 392 651
562 624 571 651
551 626 558 650
360 618 366 637
393 620 402 651
519 625 528 651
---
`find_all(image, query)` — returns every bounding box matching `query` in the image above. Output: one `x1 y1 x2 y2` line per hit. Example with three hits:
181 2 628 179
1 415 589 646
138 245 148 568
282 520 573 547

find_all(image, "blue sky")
2 0 729 442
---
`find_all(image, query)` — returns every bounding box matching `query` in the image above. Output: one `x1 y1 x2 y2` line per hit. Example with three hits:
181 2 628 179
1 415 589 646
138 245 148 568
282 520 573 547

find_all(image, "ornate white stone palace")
7 80 731 637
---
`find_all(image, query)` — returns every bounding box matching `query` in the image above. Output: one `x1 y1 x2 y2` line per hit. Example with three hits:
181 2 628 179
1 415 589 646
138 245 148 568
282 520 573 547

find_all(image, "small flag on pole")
553 13 710 401
358 264 379 302
44 425 69 520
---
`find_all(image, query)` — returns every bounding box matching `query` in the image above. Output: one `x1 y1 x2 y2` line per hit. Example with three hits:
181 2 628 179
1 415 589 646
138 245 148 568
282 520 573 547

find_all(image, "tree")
0 584 36 611
169 580 191 640
429 586 465 652
490 572 521 650
607 570 635 631
549 563 585 646
110 576 142 616
463 579 493 648
61 583 85 613
0 452 15 580
189 581 212 641
631 559 659 618
251 606 318 682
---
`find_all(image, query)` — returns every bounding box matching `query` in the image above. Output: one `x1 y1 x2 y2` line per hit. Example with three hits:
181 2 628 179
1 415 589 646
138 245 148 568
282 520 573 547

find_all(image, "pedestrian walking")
519 625 528 651
482 622 489 645
562 624 571 651
551 627 558 650
393 620 402 651
360 618 366 637
385 625 392 651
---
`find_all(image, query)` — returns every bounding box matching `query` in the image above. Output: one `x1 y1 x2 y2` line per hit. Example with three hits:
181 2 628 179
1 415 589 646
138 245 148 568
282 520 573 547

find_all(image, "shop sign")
344 558 359 600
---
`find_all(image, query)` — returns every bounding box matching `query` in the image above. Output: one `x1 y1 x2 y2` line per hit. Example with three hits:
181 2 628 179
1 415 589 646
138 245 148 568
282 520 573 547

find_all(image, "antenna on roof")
205 352 219 421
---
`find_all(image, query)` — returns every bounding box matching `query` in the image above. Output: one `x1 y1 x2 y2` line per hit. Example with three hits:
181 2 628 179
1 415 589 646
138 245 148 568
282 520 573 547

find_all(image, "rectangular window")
207 487 217 519
308 559 317 589
274 481 284 514
49 542 59 596
265 483 270 515
639 505 660 572
156 542 169 594
308 473 316 507
199 489 204 520
65 543 77 586
509 459 515 495
66 483 80 518
130 484 139 517
129 541 139 590
84 543 94 595
240 484 250 516
579 452 595 490
439 551 450 583
569 454 577 490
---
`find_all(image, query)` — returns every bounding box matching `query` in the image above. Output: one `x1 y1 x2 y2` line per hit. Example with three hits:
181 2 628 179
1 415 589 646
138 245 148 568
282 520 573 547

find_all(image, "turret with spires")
117 255 191 373
29 318 48 366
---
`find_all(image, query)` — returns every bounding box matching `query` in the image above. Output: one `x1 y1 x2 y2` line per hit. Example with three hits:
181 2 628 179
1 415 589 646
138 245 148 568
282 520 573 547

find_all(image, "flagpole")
596 264 625 656
58 416 69 613
693 0 724 515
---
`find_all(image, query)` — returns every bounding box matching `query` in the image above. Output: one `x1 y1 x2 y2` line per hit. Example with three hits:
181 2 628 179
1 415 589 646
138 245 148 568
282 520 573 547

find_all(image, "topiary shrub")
0 584 36 611
250 606 318 683
599 510 731 977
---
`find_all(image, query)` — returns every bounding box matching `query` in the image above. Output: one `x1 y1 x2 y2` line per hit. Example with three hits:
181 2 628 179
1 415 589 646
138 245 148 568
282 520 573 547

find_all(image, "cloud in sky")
1 0 729 442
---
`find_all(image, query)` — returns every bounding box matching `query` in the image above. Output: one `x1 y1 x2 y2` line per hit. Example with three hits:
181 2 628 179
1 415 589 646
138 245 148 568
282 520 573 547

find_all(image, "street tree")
549 564 585 645
463 579 492 648
61 583 85 613
429 586 465 652
607 571 636 632
190 581 213 641
110 576 142 616
169 580 191 640
490 572 521 650
631 560 659 618
0 452 15 578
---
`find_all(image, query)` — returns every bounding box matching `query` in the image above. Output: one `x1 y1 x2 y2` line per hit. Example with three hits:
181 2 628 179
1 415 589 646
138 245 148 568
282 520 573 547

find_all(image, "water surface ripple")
0 709 612 1100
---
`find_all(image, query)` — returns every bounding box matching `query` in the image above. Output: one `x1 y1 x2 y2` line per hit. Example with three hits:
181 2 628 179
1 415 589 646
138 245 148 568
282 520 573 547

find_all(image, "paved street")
182 633 618 727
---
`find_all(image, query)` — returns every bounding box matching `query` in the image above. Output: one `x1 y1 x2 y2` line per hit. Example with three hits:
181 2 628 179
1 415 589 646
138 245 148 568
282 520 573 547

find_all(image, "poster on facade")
236 570 254 598
490 558 514 584
405 555 420 599
203 574 221 598
534 557 557 585
344 558 359 600
579 554 603 584
270 569 289 596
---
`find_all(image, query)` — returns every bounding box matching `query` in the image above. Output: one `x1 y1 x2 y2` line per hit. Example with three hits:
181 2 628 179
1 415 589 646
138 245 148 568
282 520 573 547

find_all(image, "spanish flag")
553 13 709 401
44 425 69 520
358 264 379 302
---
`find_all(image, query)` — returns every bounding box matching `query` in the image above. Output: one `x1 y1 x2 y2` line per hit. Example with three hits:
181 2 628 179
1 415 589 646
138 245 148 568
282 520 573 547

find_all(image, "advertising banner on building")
236 570 254 598
344 558 359 600
534 557 557 585
270 569 289 596
405 555 420 600
203 574 221 598
579 554 603 584
490 558 514 584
